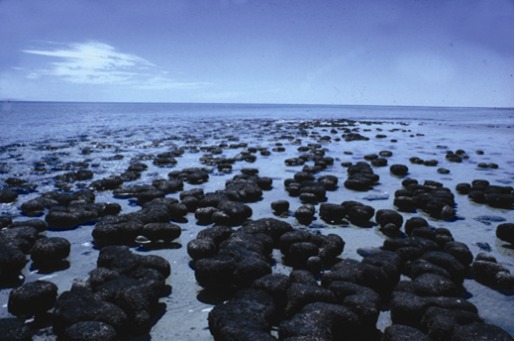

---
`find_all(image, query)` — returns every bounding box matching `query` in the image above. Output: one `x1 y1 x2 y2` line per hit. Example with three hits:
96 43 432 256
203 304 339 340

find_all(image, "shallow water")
0 102 513 340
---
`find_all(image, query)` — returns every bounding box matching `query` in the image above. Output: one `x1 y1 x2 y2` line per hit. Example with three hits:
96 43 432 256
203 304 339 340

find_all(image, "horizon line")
0 99 513 111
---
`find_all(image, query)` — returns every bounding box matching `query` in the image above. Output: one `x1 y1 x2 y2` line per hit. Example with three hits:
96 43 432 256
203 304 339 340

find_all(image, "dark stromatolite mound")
284 278 337 319
187 238 216 261
382 324 430 340
0 226 39 253
30 237 70 265
232 172 273 191
0 318 32 341
8 219 47 232
53 246 170 338
4 177 27 186
135 188 165 206
380 222 402 237
383 231 471 283
45 202 121 229
404 217 429 236
341 201 375 226
485 192 514 209
119 169 141 182
19 196 63 217
456 182 471 194
0 216 12 228
128 162 148 172
299 192 318 204
267 258 388 339
364 153 378 161
445 151 463 163
92 216 145 245
113 185 155 199
328 280 382 331
290 177 330 202
471 253 514 291
390 290 478 329
376 209 403 229
344 162 379 191
287 242 318 265
394 272 460 297
321 250 402 299
64 321 117 341
194 192 253 226
224 179 263 202
496 223 514 244
52 286 129 337
152 156 177 166
181 195 199 212
21 189 119 228
151 178 184 193
208 289 276 341
0 188 18 203
420 306 513 341
252 274 290 323
194 233 272 289
279 301 361 341
169 167 211 185
410 156 424 165
371 157 388 167
442 241 473 267
8 280 58 317
0 245 27 279
192 219 293 289
390 164 409 177
458 179 514 209
238 218 293 246
342 132 369 141
92 198 181 245
393 179 456 220
2 178 37 194
214 200 253 226
271 200 289 214
319 203 345 223
378 150 392 157
294 204 315 224
194 207 218 224
141 223 181 242
318 174 338 190
55 170 93 183
88 177 123 191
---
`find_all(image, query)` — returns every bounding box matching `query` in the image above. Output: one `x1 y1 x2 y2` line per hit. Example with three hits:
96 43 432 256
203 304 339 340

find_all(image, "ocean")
0 101 513 340
1 101 512 145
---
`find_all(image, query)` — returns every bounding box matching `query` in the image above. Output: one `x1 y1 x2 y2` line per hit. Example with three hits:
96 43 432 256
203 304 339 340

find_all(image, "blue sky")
0 0 513 107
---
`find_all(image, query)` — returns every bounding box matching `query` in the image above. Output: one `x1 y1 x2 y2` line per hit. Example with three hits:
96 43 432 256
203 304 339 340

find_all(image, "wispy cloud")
21 41 209 89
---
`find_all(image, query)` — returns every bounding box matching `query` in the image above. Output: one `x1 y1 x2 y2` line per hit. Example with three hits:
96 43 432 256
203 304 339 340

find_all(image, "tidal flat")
0 102 513 340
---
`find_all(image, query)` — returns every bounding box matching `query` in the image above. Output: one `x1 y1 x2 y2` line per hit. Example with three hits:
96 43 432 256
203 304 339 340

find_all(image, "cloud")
137 75 212 90
21 41 208 89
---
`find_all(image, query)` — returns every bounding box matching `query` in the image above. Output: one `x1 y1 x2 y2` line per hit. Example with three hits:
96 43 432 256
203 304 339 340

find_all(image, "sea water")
0 101 513 340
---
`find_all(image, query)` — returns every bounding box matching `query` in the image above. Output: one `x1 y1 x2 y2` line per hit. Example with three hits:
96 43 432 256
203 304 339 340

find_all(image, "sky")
0 0 513 107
